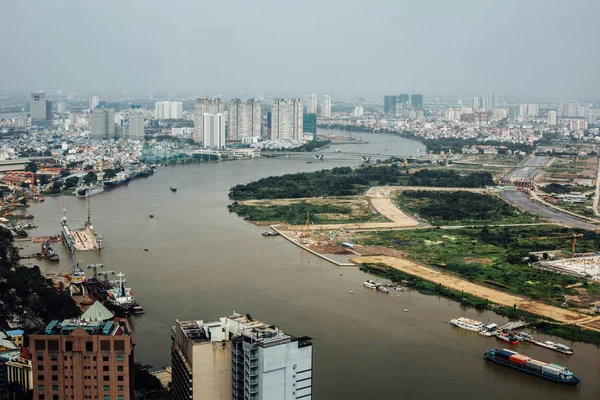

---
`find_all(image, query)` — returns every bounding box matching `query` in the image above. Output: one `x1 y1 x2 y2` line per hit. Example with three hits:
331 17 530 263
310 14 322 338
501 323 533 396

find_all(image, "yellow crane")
300 211 310 238
526 232 583 258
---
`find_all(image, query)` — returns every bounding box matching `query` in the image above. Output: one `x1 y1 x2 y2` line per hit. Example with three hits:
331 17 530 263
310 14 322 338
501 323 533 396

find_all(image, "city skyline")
1 1 598 99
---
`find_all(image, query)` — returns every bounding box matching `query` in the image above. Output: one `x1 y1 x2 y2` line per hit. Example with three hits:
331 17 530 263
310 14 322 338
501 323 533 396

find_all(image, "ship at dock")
41 239 59 262
75 182 104 198
60 200 103 252
103 171 131 189
484 348 580 385
84 265 144 315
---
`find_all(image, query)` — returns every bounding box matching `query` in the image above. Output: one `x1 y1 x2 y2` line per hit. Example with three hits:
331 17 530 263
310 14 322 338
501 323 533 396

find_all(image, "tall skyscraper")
30 302 135 400
171 312 313 400
128 107 145 139
472 97 480 111
307 95 317 114
31 91 52 127
353 105 364 117
484 93 497 110
56 102 67 113
271 99 303 141
155 101 183 119
203 113 225 148
90 96 100 110
411 94 423 110
321 95 331 117
548 110 557 126
228 99 261 140
527 104 539 117
90 108 115 139
383 95 397 116
194 99 223 143
303 113 317 140
398 94 410 107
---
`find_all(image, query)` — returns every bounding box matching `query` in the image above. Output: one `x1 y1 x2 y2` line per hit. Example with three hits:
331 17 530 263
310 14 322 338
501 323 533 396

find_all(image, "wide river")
21 129 599 399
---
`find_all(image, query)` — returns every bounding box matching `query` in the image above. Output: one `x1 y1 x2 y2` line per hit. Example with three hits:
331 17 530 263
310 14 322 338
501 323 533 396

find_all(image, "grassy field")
229 198 387 225
553 201 597 219
395 190 543 226
354 225 600 305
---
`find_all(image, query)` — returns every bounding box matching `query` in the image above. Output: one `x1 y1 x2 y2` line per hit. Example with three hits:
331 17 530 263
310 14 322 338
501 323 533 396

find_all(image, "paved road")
503 155 552 182
502 191 599 230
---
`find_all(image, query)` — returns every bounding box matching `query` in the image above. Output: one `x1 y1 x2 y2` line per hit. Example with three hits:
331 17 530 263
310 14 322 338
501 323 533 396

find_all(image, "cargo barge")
484 349 580 385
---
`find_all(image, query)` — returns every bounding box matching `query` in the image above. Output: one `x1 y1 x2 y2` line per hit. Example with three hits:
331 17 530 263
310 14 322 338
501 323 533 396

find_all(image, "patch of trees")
64 176 79 188
230 202 361 225
407 169 494 188
401 191 515 221
542 183 571 194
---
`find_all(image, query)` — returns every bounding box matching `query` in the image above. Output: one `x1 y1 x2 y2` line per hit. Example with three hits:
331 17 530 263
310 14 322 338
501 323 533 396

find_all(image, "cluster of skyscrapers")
91 106 145 140
306 95 331 117
154 101 183 120
472 93 498 111
383 93 422 116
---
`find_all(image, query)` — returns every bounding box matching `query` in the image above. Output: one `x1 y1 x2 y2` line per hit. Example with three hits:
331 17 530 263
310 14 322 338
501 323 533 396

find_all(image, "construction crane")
300 211 310 238
527 232 583 258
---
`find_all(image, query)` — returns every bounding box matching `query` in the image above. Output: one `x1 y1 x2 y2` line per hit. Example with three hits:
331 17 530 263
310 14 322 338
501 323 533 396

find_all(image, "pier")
499 321 527 331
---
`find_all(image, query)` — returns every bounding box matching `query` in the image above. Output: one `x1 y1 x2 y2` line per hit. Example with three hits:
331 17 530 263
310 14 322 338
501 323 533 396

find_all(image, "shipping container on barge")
483 349 580 385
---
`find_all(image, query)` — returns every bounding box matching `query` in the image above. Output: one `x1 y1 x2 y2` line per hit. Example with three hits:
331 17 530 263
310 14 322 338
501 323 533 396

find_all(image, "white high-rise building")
271 99 303 141
353 105 364 117
202 113 225 148
90 108 115 139
518 104 528 116
171 312 313 400
484 92 497 110
128 107 145 140
321 95 331 117
194 99 224 143
155 101 183 119
472 97 480 111
527 103 538 117
307 95 317 114
56 102 67 114
228 99 261 140
548 110 557 126
89 96 100 110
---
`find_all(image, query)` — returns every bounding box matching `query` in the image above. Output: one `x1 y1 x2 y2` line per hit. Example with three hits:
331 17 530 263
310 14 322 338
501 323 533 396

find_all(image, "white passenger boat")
450 317 484 332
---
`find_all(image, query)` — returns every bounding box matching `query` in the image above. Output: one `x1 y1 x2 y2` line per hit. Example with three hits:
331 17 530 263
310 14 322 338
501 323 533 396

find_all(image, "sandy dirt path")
353 255 586 323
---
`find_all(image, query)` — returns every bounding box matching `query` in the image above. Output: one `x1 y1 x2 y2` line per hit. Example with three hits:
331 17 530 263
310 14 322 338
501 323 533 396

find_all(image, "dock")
498 321 527 331
71 225 101 251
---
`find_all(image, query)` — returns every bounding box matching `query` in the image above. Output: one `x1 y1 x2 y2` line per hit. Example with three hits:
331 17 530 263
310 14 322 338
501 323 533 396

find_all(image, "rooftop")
41 316 132 337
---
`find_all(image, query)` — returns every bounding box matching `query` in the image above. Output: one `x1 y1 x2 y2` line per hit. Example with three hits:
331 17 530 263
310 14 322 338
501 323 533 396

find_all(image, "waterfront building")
383 95 397 116
30 302 135 400
194 98 223 144
411 94 423 110
203 113 225 148
398 94 410 107
228 99 261 140
271 99 303 141
128 106 145 140
91 108 116 139
307 95 317 114
548 110 557 126
353 105 364 117
171 312 313 400
31 91 53 127
321 95 331 117
303 113 317 140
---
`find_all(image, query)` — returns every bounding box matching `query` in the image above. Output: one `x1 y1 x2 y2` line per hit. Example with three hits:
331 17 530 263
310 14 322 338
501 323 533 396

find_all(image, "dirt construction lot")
353 255 587 324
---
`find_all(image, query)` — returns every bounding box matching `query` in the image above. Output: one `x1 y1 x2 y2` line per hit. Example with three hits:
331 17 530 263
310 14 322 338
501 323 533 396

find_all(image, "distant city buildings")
411 94 423 110
353 105 364 117
558 102 586 118
303 113 317 140
30 91 53 128
548 111 557 126
155 101 183 120
307 95 317 114
91 108 116 139
128 106 145 140
228 99 261 140
194 98 224 144
56 102 67 114
271 98 303 141
171 312 313 400
484 92 497 110
89 96 100 110
384 94 418 116
203 113 225 148
321 95 331 117
383 95 397 116
31 303 135 400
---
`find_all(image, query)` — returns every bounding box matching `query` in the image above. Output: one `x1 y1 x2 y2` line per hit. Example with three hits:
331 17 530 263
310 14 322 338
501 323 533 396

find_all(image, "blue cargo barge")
484 349 580 385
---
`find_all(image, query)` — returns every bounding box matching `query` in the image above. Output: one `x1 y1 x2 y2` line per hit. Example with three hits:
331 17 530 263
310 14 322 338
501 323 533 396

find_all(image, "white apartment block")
203 113 225 148
548 110 557 126
228 99 261 140
155 101 183 119
271 99 303 141
194 98 224 143
128 108 145 140
306 95 317 114
321 95 331 117
171 312 313 400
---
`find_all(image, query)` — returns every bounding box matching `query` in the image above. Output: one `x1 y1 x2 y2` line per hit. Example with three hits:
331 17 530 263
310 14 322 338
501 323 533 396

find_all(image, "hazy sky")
1 0 598 99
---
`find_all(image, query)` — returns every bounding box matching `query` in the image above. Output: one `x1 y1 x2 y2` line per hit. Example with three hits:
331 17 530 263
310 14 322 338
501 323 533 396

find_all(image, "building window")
52 375 58 381
38 395 45 400
104 385 110 391
38 385 44 390
52 385 58 391
114 340 125 351
48 340 59 351
116 356 123 362
53 396 59 400
65 341 73 351
100 340 110 351
118 396 125 400
86 341 94 352
103 366 109 372
35 339 46 350
37 355 43 361
118 386 124 391
38 365 44 371
104 376 110 381
117 376 123 381
103 356 109 362
104 396 110 400
117 366 123 372
51 365 58 371
38 375 44 381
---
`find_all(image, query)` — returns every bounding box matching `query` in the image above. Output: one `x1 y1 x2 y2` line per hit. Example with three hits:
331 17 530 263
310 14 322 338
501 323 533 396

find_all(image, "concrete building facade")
155 101 183 119
271 99 303 141
91 108 116 139
203 113 225 148
306 95 317 114
128 107 145 140
194 99 223 144
321 95 331 117
228 99 261 140
31 91 53 127
548 110 557 126
171 312 312 400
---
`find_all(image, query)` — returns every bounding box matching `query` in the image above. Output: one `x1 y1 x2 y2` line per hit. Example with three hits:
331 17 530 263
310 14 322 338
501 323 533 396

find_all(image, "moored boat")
450 317 484 332
530 340 574 355
495 332 519 345
170 185 177 192
484 348 580 385
363 281 377 289
75 182 104 198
